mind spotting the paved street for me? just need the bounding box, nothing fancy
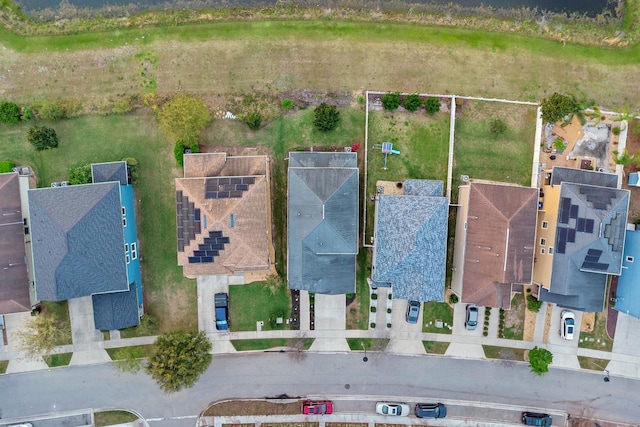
[0,353,637,426]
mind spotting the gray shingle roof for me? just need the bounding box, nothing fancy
[404,179,443,197]
[372,182,448,301]
[91,161,128,185]
[29,182,128,301]
[287,152,358,294]
[551,166,618,188]
[92,285,139,330]
[540,168,629,312]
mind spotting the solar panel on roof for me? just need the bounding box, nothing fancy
[557,240,566,254]
[587,248,602,256]
[194,209,201,221]
[211,231,223,237]
[202,256,213,263]
[237,184,249,191]
[188,257,200,264]
[585,219,595,233]
[585,255,600,263]
[570,205,579,219]
[558,228,568,243]
[582,261,610,271]
[223,184,235,191]
[577,218,586,232]
[218,192,229,198]
[568,229,576,242]
[243,177,255,185]
[219,178,230,185]
[230,178,242,185]
[230,191,243,198]
[205,191,218,199]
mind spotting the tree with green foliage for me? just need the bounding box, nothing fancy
[612,149,637,165]
[403,94,421,112]
[282,98,294,110]
[526,294,543,313]
[158,95,211,143]
[0,101,21,124]
[381,92,401,111]
[313,102,340,132]
[38,101,67,121]
[146,330,212,393]
[16,312,71,360]
[0,160,15,173]
[68,164,92,185]
[528,346,553,376]
[424,97,441,115]
[541,92,575,124]
[28,126,59,151]
[245,112,262,130]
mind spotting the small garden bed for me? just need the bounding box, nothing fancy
[205,400,301,416]
[500,293,525,340]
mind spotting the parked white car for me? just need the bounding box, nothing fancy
[560,310,575,340]
[376,402,410,417]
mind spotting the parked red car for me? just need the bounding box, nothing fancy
[302,400,333,415]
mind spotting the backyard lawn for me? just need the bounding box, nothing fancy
[365,109,450,242]
[452,100,537,202]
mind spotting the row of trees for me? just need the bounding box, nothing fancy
[381,92,441,115]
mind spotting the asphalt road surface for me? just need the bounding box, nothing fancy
[0,353,636,425]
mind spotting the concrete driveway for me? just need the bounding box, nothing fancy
[387,299,426,355]
[197,274,239,353]
[452,303,483,336]
[547,305,582,347]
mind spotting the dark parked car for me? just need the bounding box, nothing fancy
[465,304,479,330]
[522,412,552,427]
[415,403,447,418]
[406,300,421,324]
[214,292,229,331]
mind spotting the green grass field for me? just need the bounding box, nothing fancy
[94,411,138,427]
[229,281,291,331]
[422,341,450,354]
[422,302,454,334]
[43,352,73,367]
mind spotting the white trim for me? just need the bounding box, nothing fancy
[627,255,635,263]
[131,242,138,260]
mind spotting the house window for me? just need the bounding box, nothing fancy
[627,255,635,263]
[541,221,548,229]
[540,248,546,255]
[548,247,554,255]
[126,253,130,264]
[131,242,138,260]
[125,243,129,253]
[122,207,126,216]
[540,238,546,246]
[123,217,127,227]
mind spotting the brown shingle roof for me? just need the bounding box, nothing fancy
[461,182,538,308]
[176,154,270,277]
[0,173,31,314]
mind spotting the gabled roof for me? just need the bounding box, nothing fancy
[372,180,448,301]
[541,169,629,311]
[92,284,139,330]
[176,153,270,276]
[0,172,30,314]
[615,228,640,318]
[29,182,128,301]
[460,182,538,308]
[91,161,128,185]
[287,152,358,294]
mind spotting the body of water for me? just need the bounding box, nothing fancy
[15,0,617,19]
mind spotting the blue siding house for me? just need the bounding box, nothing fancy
[615,227,640,318]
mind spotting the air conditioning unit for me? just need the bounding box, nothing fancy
[461,175,470,183]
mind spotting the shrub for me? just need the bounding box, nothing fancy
[612,126,621,136]
[158,94,211,143]
[485,307,491,314]
[68,164,92,185]
[122,157,139,184]
[424,97,441,115]
[403,94,421,112]
[370,322,376,328]
[351,142,361,152]
[483,331,488,337]
[387,308,392,314]
[245,112,262,130]
[282,98,294,110]
[0,101,21,124]
[174,141,186,166]
[388,294,393,300]
[357,95,365,104]
[381,92,401,110]
[313,102,340,132]
[449,294,459,304]
[0,160,15,173]
[371,293,378,300]
[527,294,543,313]
[22,107,33,121]
[28,126,59,151]
[387,323,392,328]
[38,102,67,121]
[371,307,376,313]
[489,118,507,135]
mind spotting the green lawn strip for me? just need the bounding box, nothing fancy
[503,293,525,340]
[262,423,318,427]
[3,19,640,67]
[422,302,454,334]
[347,249,371,330]
[94,411,138,427]
[578,313,613,352]
[422,340,450,355]
[452,101,536,191]
[365,110,449,242]
[105,345,154,360]
[0,114,197,333]
[42,301,72,345]
[577,356,610,371]
[346,338,389,351]
[0,360,10,374]
[482,345,525,361]
[229,281,291,331]
[43,352,73,367]
[231,338,289,351]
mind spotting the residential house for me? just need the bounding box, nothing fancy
[614,226,640,318]
[452,180,538,308]
[371,179,448,301]
[29,161,143,330]
[534,167,629,312]
[287,152,359,294]
[0,172,31,315]
[175,153,271,277]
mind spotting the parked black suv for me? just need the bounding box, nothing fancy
[415,403,447,418]
[522,412,552,427]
